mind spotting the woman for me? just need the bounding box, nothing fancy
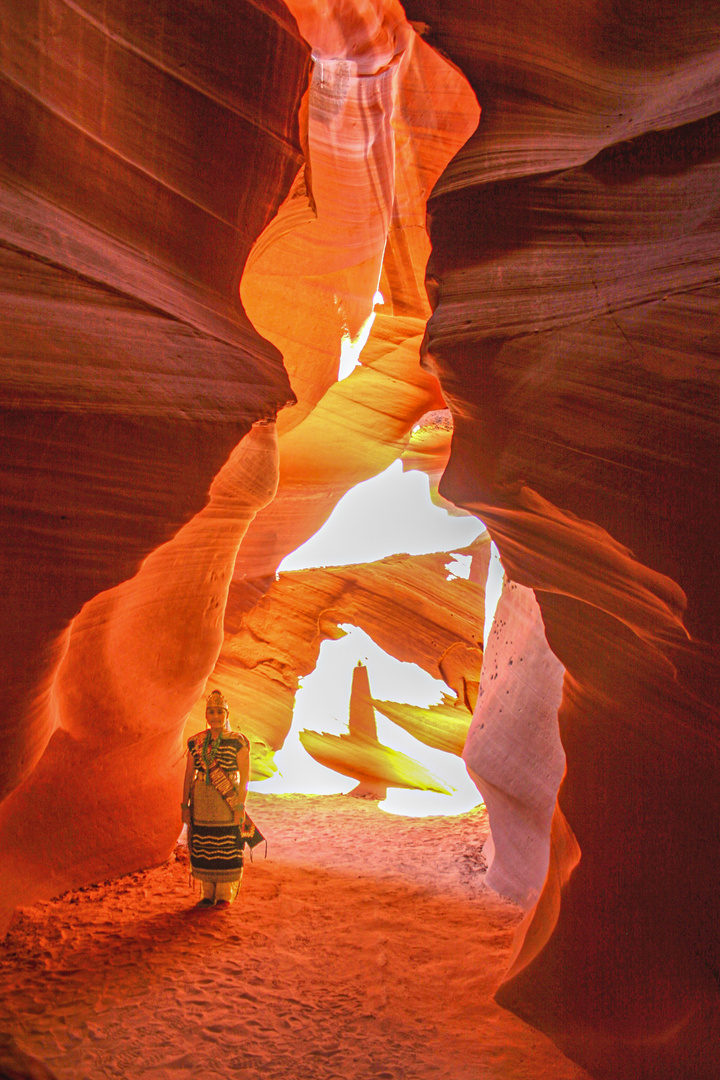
[181,689,250,907]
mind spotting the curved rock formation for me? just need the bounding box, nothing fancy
[0,0,307,811]
[0,422,279,929]
[185,536,489,774]
[1,0,487,941]
[462,578,569,911]
[300,660,452,797]
[403,0,720,1074]
[232,4,479,578]
[2,1,718,1077]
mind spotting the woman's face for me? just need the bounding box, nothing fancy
[206,706,227,732]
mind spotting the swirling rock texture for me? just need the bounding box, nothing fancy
[192,0,484,784]
[402,0,720,1075]
[2,1,719,1078]
[0,421,279,929]
[184,536,490,778]
[0,0,307,920]
[226,0,479,577]
[0,0,482,928]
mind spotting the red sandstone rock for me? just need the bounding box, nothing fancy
[186,536,490,773]
[403,0,720,1073]
[0,0,306,807]
[0,423,279,929]
[3,2,717,1077]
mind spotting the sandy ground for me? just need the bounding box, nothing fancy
[0,794,590,1080]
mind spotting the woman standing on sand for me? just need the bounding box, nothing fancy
[181,689,250,907]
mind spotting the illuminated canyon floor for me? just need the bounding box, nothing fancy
[1,795,590,1080]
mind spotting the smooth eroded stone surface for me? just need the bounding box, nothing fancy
[186,536,489,774]
[0,424,279,932]
[463,579,568,911]
[403,0,720,1074]
[300,659,451,796]
[0,0,307,917]
[234,8,479,582]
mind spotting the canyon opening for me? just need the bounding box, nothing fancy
[1,2,719,1079]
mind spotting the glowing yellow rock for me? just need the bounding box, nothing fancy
[299,730,452,795]
[370,695,472,758]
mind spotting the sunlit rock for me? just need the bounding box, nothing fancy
[300,661,452,797]
[463,579,569,911]
[232,3,479,587]
[371,694,471,757]
[400,409,462,514]
[189,536,490,774]
[437,642,483,713]
[242,0,478,433]
[299,729,451,795]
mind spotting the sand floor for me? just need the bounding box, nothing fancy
[0,794,590,1080]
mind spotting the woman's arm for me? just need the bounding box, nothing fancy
[181,751,195,825]
[232,742,250,824]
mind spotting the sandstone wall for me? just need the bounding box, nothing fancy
[404,0,720,1074]
[2,2,719,1077]
[0,0,307,911]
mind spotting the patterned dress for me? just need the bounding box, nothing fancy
[187,730,249,884]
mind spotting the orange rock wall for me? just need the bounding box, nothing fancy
[2,1,719,1077]
[187,538,489,773]
[404,0,720,1074]
[0,0,307,913]
[0,0,481,932]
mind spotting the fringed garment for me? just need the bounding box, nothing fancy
[187,730,249,884]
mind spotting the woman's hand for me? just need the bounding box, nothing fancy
[232,807,244,826]
[181,804,191,826]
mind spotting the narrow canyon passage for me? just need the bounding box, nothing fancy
[3,0,719,1075]
[1,796,589,1080]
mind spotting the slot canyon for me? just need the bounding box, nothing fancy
[1,2,719,1079]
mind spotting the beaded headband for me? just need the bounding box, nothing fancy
[205,689,229,712]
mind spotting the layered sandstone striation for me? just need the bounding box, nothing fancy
[0,422,279,929]
[185,536,489,777]
[0,0,307,918]
[2,1,717,1078]
[403,0,720,1075]
[0,0,482,935]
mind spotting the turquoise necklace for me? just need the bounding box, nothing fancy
[201,729,223,783]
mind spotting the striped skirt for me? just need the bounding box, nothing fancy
[190,774,243,884]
